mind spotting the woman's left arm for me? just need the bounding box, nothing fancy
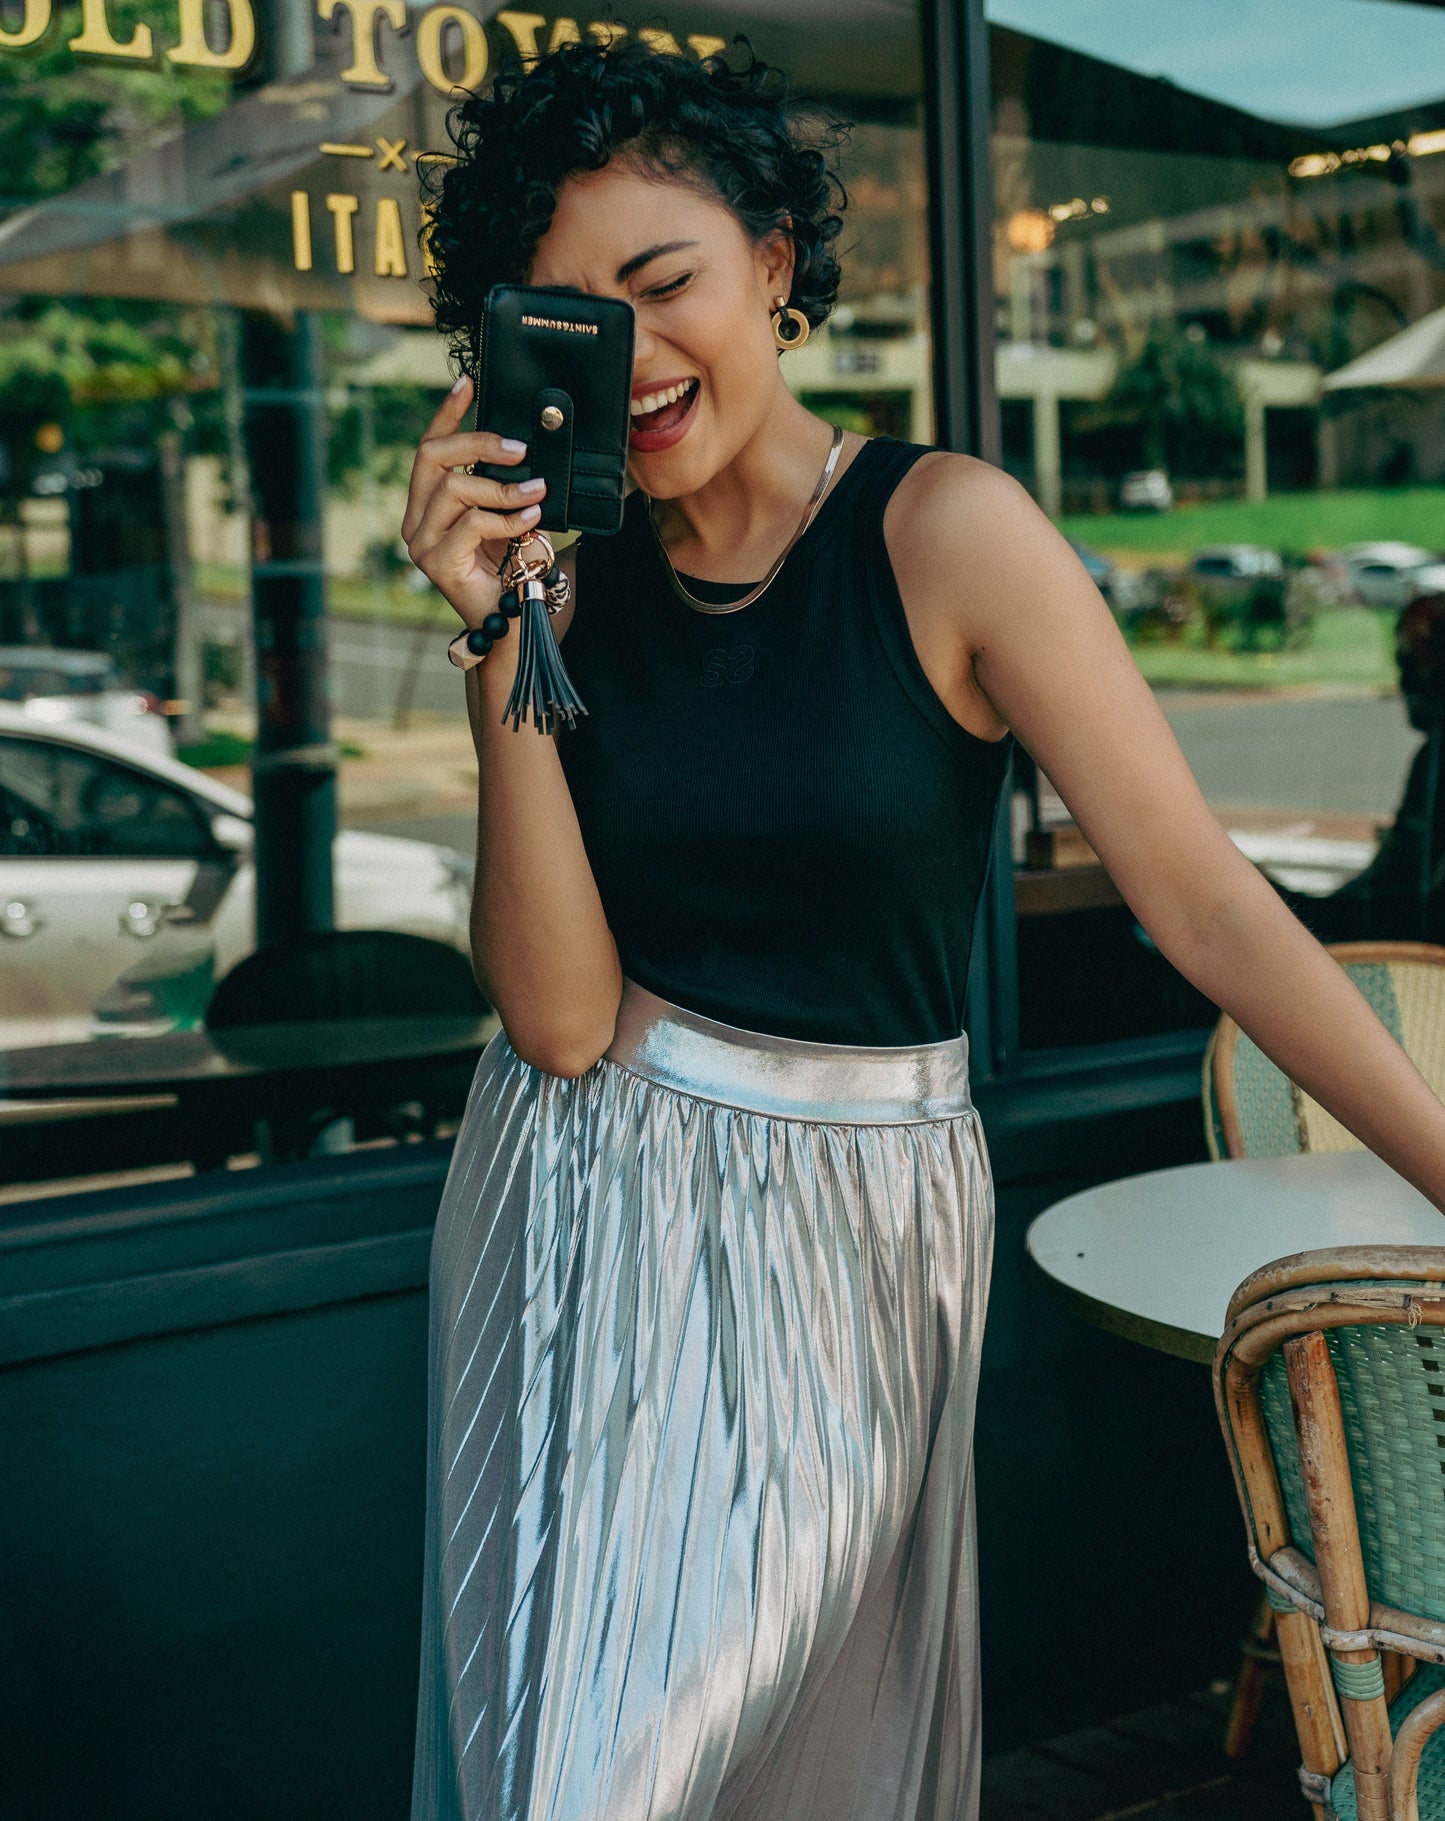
[905,456,1445,1215]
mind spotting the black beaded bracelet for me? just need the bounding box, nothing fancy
[445,533,569,672]
[445,532,585,733]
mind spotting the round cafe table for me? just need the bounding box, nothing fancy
[1026,1149,1444,1364]
[0,1015,498,1102]
[0,1014,499,1174]
[1028,1149,1445,1770]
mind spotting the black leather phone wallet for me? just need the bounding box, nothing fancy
[471,284,636,536]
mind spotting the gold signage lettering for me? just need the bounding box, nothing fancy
[167,0,256,68]
[637,26,681,55]
[317,0,406,90]
[68,0,152,59]
[544,17,580,50]
[495,10,544,57]
[687,33,726,57]
[291,191,313,271]
[374,196,408,276]
[416,4,486,94]
[0,0,50,50]
[587,20,625,47]
[325,192,360,273]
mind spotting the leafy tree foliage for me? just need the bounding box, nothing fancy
[1107,324,1245,479]
[0,0,229,205]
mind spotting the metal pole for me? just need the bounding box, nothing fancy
[157,416,206,748]
[217,308,257,721]
[922,0,1018,1078]
[241,308,336,947]
[921,0,1000,466]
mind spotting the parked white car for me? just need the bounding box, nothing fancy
[1340,542,1441,611]
[1404,561,1445,602]
[1189,543,1285,588]
[1119,468,1174,512]
[0,647,175,758]
[0,708,472,1049]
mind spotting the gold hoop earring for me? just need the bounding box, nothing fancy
[771,303,811,350]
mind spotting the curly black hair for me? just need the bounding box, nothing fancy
[424,34,850,378]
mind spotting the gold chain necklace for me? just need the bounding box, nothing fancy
[643,423,846,617]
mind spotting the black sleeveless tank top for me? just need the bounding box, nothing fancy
[559,435,1014,1047]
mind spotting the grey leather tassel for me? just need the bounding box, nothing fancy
[502,575,587,734]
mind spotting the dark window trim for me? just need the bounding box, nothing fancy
[923,0,1020,1082]
[921,0,998,472]
[975,1025,1212,1184]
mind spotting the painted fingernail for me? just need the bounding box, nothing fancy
[520,503,541,521]
[500,438,526,455]
[450,374,468,394]
[518,477,546,497]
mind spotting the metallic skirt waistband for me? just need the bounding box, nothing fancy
[601,979,974,1125]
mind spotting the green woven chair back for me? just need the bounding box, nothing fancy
[1217,1258,1445,1821]
[1331,1661,1445,1821]
[1204,943,1445,1159]
[1258,1318,1445,1622]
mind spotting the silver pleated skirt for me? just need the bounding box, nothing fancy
[410,980,995,1821]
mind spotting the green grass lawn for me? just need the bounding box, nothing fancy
[175,728,255,769]
[1130,604,1397,691]
[1060,487,1445,561]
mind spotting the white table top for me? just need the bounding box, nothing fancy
[1026,1150,1445,1363]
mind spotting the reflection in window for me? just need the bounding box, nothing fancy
[0,10,936,1060]
[788,121,934,444]
[986,0,1445,1048]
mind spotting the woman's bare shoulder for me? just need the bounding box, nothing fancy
[887,447,1046,546]
[885,448,1093,645]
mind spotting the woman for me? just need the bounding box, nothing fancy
[403,38,1445,1821]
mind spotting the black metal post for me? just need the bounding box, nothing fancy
[241,308,336,947]
[922,0,1019,1077]
[922,0,999,467]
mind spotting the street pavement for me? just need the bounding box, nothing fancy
[1158,688,1417,817]
[210,601,462,722]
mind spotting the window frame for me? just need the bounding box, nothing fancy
[923,0,1018,1083]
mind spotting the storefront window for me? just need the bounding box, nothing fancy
[0,4,931,1077]
[986,0,1445,1050]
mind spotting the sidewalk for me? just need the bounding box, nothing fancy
[200,714,478,827]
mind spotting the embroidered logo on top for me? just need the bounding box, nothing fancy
[701,644,755,688]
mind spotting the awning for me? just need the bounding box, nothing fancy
[1323,306,1445,390]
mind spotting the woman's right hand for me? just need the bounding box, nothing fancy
[401,374,548,628]
[402,379,620,1074]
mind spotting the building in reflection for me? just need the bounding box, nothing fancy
[990,24,1445,516]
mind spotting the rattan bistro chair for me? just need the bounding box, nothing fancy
[1204,942,1445,1759]
[1215,1250,1445,1820]
[1204,943,1445,1162]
